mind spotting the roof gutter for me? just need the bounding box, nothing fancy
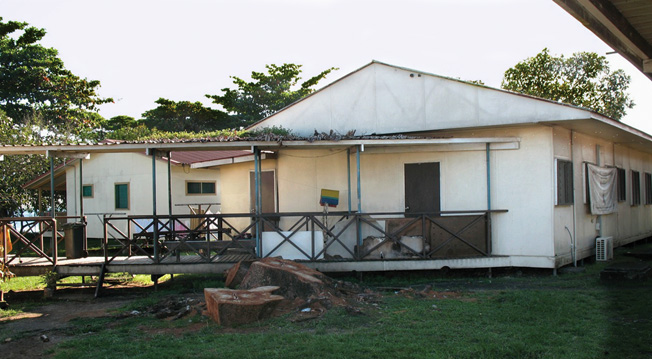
[0,137,521,157]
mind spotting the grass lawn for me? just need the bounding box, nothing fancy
[2,243,651,359]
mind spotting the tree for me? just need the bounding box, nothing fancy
[141,98,234,132]
[0,111,64,217]
[104,115,138,131]
[501,48,634,120]
[207,63,337,127]
[0,17,112,135]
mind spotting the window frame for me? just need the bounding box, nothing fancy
[114,182,130,210]
[616,168,626,202]
[645,172,652,205]
[631,170,641,206]
[82,184,94,198]
[555,158,574,206]
[185,180,217,195]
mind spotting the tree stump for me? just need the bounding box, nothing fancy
[204,286,283,326]
[224,260,254,289]
[238,258,342,304]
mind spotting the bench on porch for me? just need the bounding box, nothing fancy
[161,239,255,261]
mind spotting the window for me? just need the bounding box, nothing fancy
[82,184,94,198]
[186,181,216,195]
[631,170,641,206]
[646,173,652,205]
[115,183,129,209]
[556,159,574,205]
[617,168,626,202]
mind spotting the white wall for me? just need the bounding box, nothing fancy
[65,152,221,239]
[443,126,555,263]
[552,128,652,266]
[220,125,557,266]
[251,62,596,137]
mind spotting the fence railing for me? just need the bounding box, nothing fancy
[1,216,87,266]
[102,210,507,264]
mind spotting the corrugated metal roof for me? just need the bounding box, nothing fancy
[168,150,252,165]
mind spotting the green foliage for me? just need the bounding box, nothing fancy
[41,270,59,289]
[0,17,111,216]
[207,63,337,127]
[502,48,634,120]
[0,17,112,135]
[138,128,246,141]
[107,123,153,141]
[141,98,234,132]
[0,111,65,216]
[105,125,247,142]
[243,125,294,137]
[104,115,138,131]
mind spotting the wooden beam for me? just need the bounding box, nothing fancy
[586,0,652,58]
[553,0,652,81]
[644,59,652,73]
[46,151,90,159]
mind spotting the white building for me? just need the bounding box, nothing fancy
[14,61,652,270]
[212,61,652,268]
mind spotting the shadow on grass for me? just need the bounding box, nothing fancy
[601,241,652,358]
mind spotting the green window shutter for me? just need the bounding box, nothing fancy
[115,184,128,209]
[187,182,201,194]
[202,182,215,194]
[82,185,93,197]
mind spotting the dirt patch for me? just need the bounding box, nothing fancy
[0,270,488,357]
[0,288,138,358]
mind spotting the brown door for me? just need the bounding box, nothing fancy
[250,171,278,232]
[404,162,440,215]
[249,171,276,214]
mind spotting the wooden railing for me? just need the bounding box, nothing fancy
[1,216,87,266]
[103,210,507,264]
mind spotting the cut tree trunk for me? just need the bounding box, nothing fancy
[224,260,254,289]
[204,286,283,326]
[238,258,344,305]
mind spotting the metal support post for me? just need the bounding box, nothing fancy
[254,147,262,257]
[151,149,159,262]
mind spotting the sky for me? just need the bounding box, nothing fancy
[2,0,651,133]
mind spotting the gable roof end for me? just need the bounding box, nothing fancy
[248,61,605,137]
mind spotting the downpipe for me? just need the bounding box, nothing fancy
[565,226,576,267]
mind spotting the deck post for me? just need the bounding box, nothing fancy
[596,144,603,238]
[254,147,262,257]
[486,143,492,255]
[151,149,159,263]
[167,151,172,215]
[347,148,352,214]
[79,158,84,218]
[80,158,88,256]
[356,146,362,257]
[357,145,362,213]
[49,156,55,218]
[486,143,491,211]
[49,156,57,263]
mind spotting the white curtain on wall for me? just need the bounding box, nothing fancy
[587,163,617,215]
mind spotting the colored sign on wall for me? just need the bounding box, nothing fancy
[320,189,339,207]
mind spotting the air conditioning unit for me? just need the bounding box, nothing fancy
[596,236,613,261]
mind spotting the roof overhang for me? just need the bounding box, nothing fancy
[554,0,652,81]
[539,114,652,154]
[23,163,69,190]
[191,152,275,169]
[0,137,521,157]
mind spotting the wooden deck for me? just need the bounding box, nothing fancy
[8,254,513,277]
[8,253,255,276]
